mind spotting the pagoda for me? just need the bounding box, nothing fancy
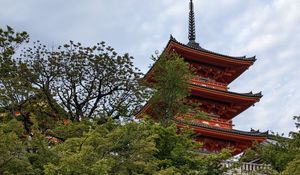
[137,0,267,155]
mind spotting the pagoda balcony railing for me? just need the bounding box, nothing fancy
[222,161,271,175]
[183,112,220,119]
[191,77,228,91]
[176,114,233,129]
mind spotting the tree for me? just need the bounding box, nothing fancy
[1,26,147,125]
[43,120,230,175]
[0,119,33,175]
[0,26,29,60]
[26,130,59,174]
[279,116,300,175]
[149,121,230,175]
[149,52,193,126]
[0,26,32,119]
[43,120,159,175]
[22,41,148,121]
[20,40,67,122]
[0,118,230,175]
[280,158,300,175]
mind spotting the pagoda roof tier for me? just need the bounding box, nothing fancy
[170,35,256,62]
[189,84,262,120]
[144,36,256,84]
[190,84,262,99]
[175,119,267,142]
[135,84,262,120]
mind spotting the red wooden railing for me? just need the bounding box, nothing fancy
[191,77,228,91]
[176,113,233,129]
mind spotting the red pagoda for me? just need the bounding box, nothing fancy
[137,0,267,155]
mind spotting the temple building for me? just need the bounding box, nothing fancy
[137,0,268,155]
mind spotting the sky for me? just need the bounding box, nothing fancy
[1,0,299,135]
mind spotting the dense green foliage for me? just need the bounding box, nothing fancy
[0,118,230,175]
[0,119,33,174]
[150,52,193,127]
[280,158,300,175]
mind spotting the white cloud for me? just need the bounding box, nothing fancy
[223,0,300,134]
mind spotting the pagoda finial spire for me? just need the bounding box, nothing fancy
[188,0,196,41]
[187,0,200,48]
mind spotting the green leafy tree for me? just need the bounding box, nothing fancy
[150,52,193,126]
[0,26,29,60]
[43,120,230,175]
[0,119,230,175]
[0,26,32,119]
[22,41,148,121]
[279,116,300,175]
[44,120,158,175]
[0,119,33,175]
[1,26,148,130]
[20,41,68,122]
[149,121,230,174]
[280,158,300,175]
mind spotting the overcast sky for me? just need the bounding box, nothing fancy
[1,0,299,135]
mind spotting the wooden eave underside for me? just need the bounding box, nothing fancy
[144,39,256,84]
[189,84,261,103]
[166,40,255,66]
[189,85,261,119]
[136,84,261,120]
[176,122,267,143]
[136,86,261,120]
[166,41,254,84]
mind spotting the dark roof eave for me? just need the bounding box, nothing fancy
[169,35,256,62]
[190,84,263,98]
[175,119,268,137]
[144,35,256,80]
